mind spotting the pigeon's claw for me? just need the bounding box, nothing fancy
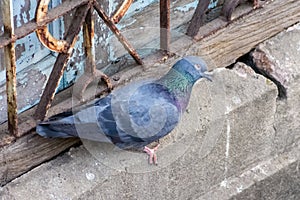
[143,144,160,165]
[253,0,260,9]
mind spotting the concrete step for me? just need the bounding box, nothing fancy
[0,64,279,199]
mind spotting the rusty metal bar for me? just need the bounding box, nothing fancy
[160,0,170,52]
[34,4,91,120]
[221,0,240,21]
[93,1,143,65]
[186,0,210,37]
[0,0,89,49]
[84,8,96,74]
[73,7,113,100]
[36,0,70,53]
[111,0,133,24]
[221,0,261,21]
[0,0,18,136]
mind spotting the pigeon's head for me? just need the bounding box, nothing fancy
[172,56,212,83]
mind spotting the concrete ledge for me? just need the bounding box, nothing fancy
[232,154,300,199]
[199,141,300,200]
[0,65,278,199]
[251,23,300,155]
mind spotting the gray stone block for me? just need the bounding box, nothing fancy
[199,141,300,200]
[251,23,300,155]
[0,64,278,199]
[232,160,300,200]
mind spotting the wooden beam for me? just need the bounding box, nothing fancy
[0,134,80,186]
[1,0,300,186]
[189,0,300,69]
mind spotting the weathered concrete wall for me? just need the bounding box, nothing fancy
[231,23,300,199]
[0,62,279,199]
[251,23,300,156]
[199,140,300,199]
[231,153,300,200]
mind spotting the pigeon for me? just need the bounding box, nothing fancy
[36,56,212,164]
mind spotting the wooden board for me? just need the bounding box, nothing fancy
[1,0,300,186]
[0,135,80,186]
[188,0,300,69]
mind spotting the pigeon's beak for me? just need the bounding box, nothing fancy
[201,72,212,82]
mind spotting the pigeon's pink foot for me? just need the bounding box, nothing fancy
[253,0,260,9]
[143,144,160,165]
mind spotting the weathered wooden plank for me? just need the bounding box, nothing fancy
[188,0,300,69]
[0,134,80,186]
[1,0,300,187]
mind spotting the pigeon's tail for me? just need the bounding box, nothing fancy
[36,111,78,138]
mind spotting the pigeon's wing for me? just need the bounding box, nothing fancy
[71,97,113,142]
[38,81,181,149]
[107,82,181,148]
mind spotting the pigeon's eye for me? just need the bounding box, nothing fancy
[194,64,201,70]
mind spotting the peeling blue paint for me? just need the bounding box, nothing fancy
[116,18,137,30]
[209,0,219,9]
[175,0,218,12]
[108,0,118,15]
[175,1,198,12]
[126,0,158,17]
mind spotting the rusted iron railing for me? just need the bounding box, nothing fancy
[0,0,18,136]
[186,0,211,37]
[0,0,171,138]
[160,0,170,52]
[73,7,113,100]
